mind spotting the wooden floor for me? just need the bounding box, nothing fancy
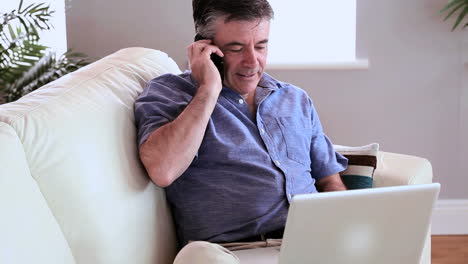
[432,235,468,264]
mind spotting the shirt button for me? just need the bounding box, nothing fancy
[260,128,265,134]
[275,160,281,166]
[287,194,292,200]
[238,99,244,104]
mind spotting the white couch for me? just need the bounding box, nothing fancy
[0,47,433,264]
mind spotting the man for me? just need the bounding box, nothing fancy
[134,0,348,262]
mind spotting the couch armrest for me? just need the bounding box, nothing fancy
[373,151,433,264]
[373,151,433,187]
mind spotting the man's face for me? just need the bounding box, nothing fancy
[212,19,270,97]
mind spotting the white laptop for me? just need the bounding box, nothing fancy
[234,183,440,264]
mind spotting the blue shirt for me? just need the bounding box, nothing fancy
[134,71,348,246]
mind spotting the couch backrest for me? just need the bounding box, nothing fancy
[0,48,182,264]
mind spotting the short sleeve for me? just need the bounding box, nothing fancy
[134,73,195,146]
[308,99,348,180]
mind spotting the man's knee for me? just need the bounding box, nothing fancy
[173,241,240,264]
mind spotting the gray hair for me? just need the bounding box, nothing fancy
[193,0,274,39]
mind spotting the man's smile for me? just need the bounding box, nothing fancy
[235,71,259,80]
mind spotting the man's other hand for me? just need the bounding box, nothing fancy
[316,173,347,192]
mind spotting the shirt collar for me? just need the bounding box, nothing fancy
[258,72,280,90]
[220,72,279,91]
[187,69,279,90]
[220,72,280,100]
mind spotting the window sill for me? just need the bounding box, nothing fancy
[266,59,370,71]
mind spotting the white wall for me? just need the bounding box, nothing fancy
[65,0,194,67]
[66,0,467,199]
[461,30,468,199]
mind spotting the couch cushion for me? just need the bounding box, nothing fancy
[0,123,75,263]
[0,47,181,264]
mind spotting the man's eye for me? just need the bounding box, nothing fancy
[256,46,266,50]
[229,49,242,52]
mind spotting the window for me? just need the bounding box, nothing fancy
[2,0,67,55]
[267,0,359,68]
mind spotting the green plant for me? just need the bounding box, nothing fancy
[0,0,90,103]
[440,0,468,31]
[4,50,89,102]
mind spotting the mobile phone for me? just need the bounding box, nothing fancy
[194,34,224,80]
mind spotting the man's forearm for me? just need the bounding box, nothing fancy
[316,173,347,192]
[139,87,219,187]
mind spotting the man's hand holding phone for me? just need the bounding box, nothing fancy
[188,38,224,96]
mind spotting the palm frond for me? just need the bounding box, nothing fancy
[440,0,468,31]
[0,0,53,61]
[452,5,468,30]
[4,50,91,102]
[0,29,47,91]
[1,0,92,103]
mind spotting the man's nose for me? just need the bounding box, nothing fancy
[242,47,258,67]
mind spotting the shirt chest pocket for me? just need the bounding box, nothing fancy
[276,116,312,165]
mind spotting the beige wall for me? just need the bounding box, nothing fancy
[66,0,467,198]
[461,31,468,198]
